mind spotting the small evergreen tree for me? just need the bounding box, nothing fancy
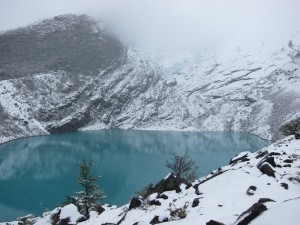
[67,160,104,217]
[279,117,300,137]
[165,152,199,182]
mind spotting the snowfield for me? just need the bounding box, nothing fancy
[2,135,299,225]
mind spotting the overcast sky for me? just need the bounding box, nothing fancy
[0,0,299,49]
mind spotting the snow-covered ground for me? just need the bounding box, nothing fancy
[2,135,299,225]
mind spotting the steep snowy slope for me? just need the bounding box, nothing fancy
[0,14,300,143]
[2,135,299,225]
[140,39,300,140]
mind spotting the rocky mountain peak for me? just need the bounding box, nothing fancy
[0,14,125,81]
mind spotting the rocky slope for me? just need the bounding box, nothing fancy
[0,14,300,143]
[2,135,299,225]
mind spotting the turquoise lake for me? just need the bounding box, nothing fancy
[0,130,270,222]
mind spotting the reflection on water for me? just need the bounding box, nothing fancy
[0,130,270,222]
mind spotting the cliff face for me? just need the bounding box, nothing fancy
[0,14,300,143]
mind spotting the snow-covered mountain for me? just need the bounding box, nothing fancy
[0,14,300,143]
[2,135,299,225]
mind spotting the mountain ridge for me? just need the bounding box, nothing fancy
[0,14,300,143]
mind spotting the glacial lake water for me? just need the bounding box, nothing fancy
[0,129,270,222]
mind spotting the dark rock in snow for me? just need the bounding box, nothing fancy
[259,163,276,178]
[268,152,281,156]
[257,156,276,168]
[234,203,267,225]
[246,186,257,195]
[283,159,293,163]
[281,182,289,190]
[206,220,225,225]
[149,200,161,206]
[152,173,191,194]
[150,215,168,224]
[230,153,250,164]
[117,214,126,225]
[295,133,300,139]
[185,183,193,189]
[283,164,291,167]
[258,198,276,203]
[51,209,73,225]
[95,204,105,215]
[193,183,203,195]
[255,151,268,159]
[158,194,168,200]
[129,197,142,210]
[192,198,200,207]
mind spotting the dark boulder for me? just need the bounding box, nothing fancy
[255,151,268,159]
[192,198,200,207]
[295,133,300,139]
[283,159,293,163]
[257,156,276,168]
[206,220,225,225]
[95,204,105,215]
[259,163,276,178]
[283,164,291,167]
[158,194,168,200]
[234,203,267,225]
[185,183,193,189]
[268,152,281,156]
[51,210,73,225]
[258,198,275,203]
[246,186,257,195]
[152,173,191,194]
[230,153,249,164]
[150,216,168,224]
[129,197,142,210]
[281,182,289,190]
[149,200,161,206]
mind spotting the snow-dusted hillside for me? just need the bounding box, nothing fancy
[2,135,299,225]
[0,14,300,143]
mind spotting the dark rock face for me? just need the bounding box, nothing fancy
[152,173,191,194]
[235,203,267,225]
[46,109,91,134]
[295,133,300,139]
[206,220,225,225]
[128,197,142,210]
[259,163,276,178]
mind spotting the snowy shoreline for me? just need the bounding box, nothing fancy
[2,135,299,225]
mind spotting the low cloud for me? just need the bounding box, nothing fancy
[1,0,299,49]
